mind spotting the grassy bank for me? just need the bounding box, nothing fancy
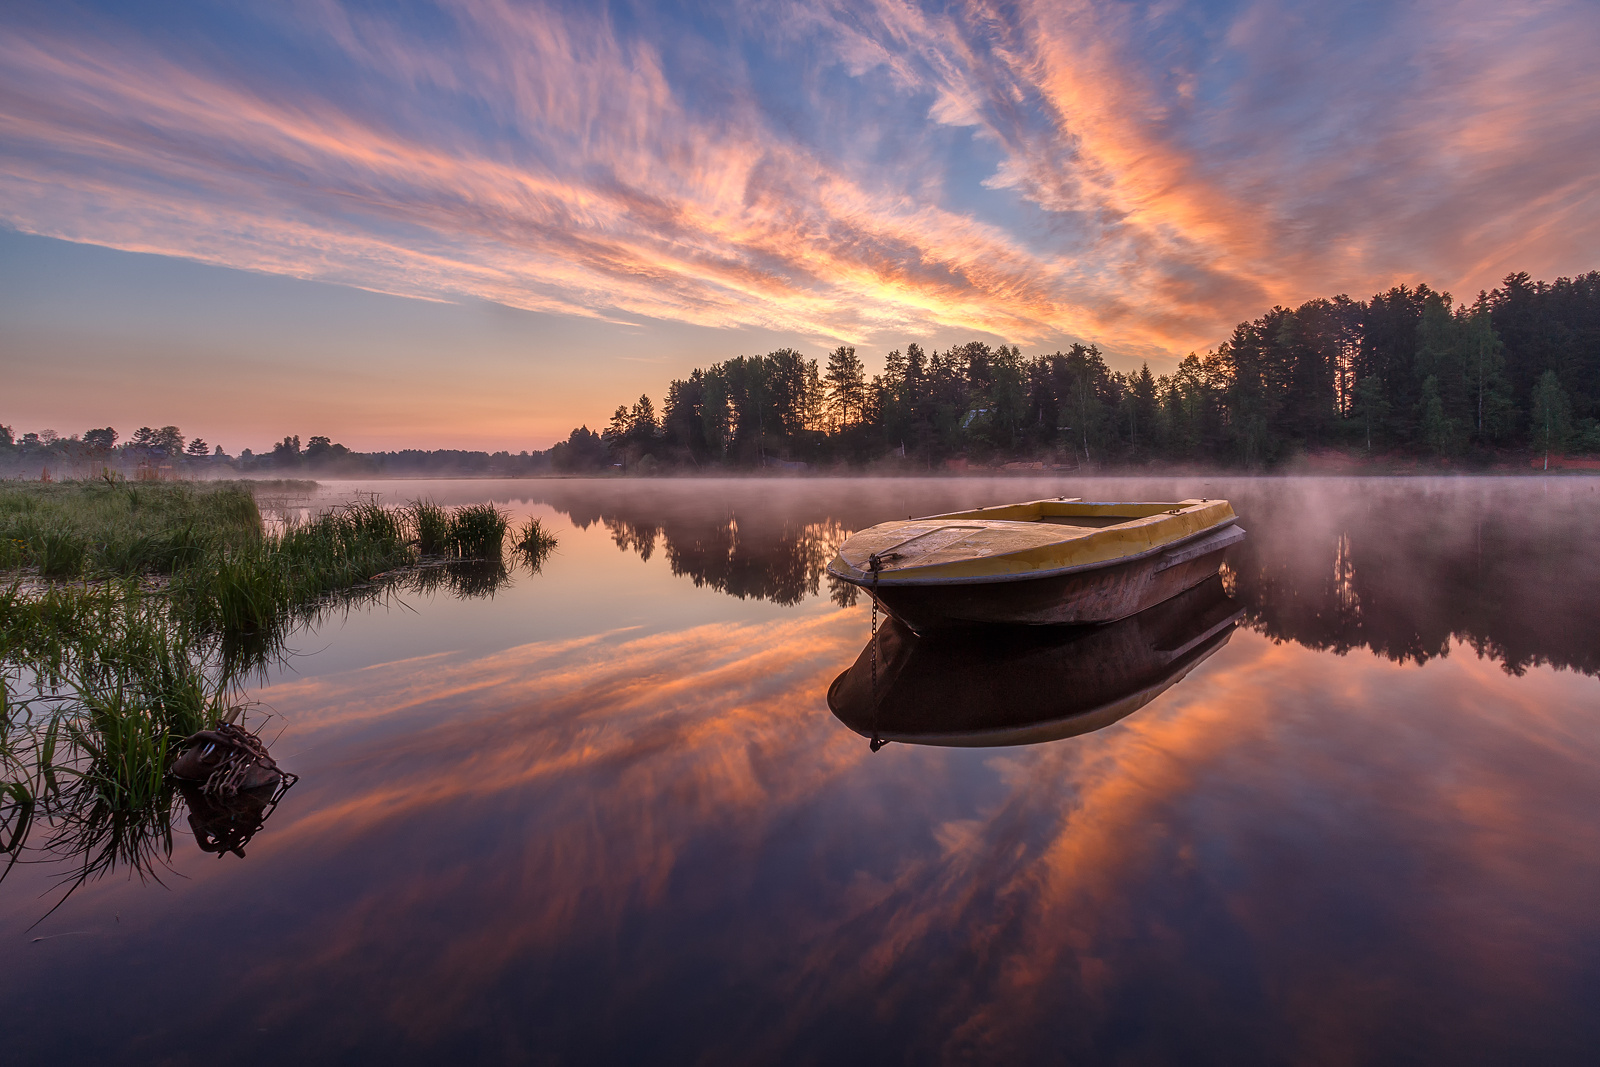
[0,481,548,628]
[0,481,555,895]
[0,480,263,577]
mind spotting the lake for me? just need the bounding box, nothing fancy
[5,476,1599,1065]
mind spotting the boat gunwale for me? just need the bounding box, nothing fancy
[826,512,1238,588]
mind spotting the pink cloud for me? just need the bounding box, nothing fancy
[1,0,1596,364]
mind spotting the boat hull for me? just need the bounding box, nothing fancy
[854,523,1244,631]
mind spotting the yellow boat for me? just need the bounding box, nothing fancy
[826,496,1243,631]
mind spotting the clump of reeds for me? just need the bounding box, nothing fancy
[173,499,412,636]
[28,525,88,578]
[1,482,563,899]
[513,517,557,568]
[445,503,509,560]
[409,499,450,556]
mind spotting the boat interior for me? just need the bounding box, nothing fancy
[921,498,1208,529]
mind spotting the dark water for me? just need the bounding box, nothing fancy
[5,476,1600,1065]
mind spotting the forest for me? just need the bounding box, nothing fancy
[556,269,1600,471]
[0,428,548,479]
[5,269,1597,477]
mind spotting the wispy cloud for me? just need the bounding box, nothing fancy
[1,0,1596,361]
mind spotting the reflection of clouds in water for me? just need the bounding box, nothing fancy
[242,612,868,1040]
[227,616,1600,1060]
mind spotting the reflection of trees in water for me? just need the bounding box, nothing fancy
[1221,481,1600,676]
[532,478,1600,677]
[599,513,850,606]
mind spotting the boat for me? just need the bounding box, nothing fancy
[828,575,1243,748]
[825,496,1243,631]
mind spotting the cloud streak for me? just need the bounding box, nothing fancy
[1,0,1596,361]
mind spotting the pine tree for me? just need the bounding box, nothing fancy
[823,346,866,430]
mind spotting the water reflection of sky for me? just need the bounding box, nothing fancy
[5,478,1599,1063]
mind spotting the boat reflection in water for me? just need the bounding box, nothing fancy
[828,575,1242,749]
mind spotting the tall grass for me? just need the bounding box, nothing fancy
[446,503,510,559]
[1,481,559,891]
[409,499,450,555]
[0,481,261,579]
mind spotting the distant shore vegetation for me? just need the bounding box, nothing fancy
[5,270,1597,477]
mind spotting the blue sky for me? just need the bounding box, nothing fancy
[3,0,1597,449]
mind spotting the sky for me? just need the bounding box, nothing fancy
[2,0,1598,452]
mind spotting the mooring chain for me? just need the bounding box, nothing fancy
[867,553,888,753]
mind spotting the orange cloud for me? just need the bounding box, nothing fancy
[1,0,1596,369]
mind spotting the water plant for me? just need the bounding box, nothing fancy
[409,499,450,555]
[446,503,509,560]
[0,480,558,901]
[514,517,557,568]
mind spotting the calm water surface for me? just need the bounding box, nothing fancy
[5,477,1600,1065]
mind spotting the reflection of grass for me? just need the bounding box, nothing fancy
[36,777,182,915]
[0,481,557,902]
[442,560,511,599]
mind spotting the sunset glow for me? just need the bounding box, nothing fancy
[3,0,1599,445]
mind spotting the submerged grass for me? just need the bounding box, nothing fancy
[0,480,556,898]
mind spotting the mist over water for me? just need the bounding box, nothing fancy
[5,476,1598,1064]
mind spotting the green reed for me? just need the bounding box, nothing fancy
[514,517,557,568]
[0,480,262,580]
[1,481,557,882]
[446,503,510,559]
[409,499,450,555]
[172,499,412,637]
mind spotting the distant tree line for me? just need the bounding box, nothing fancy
[0,425,551,479]
[6,269,1596,478]
[552,270,1600,471]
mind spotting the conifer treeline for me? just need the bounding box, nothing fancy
[553,271,1600,470]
